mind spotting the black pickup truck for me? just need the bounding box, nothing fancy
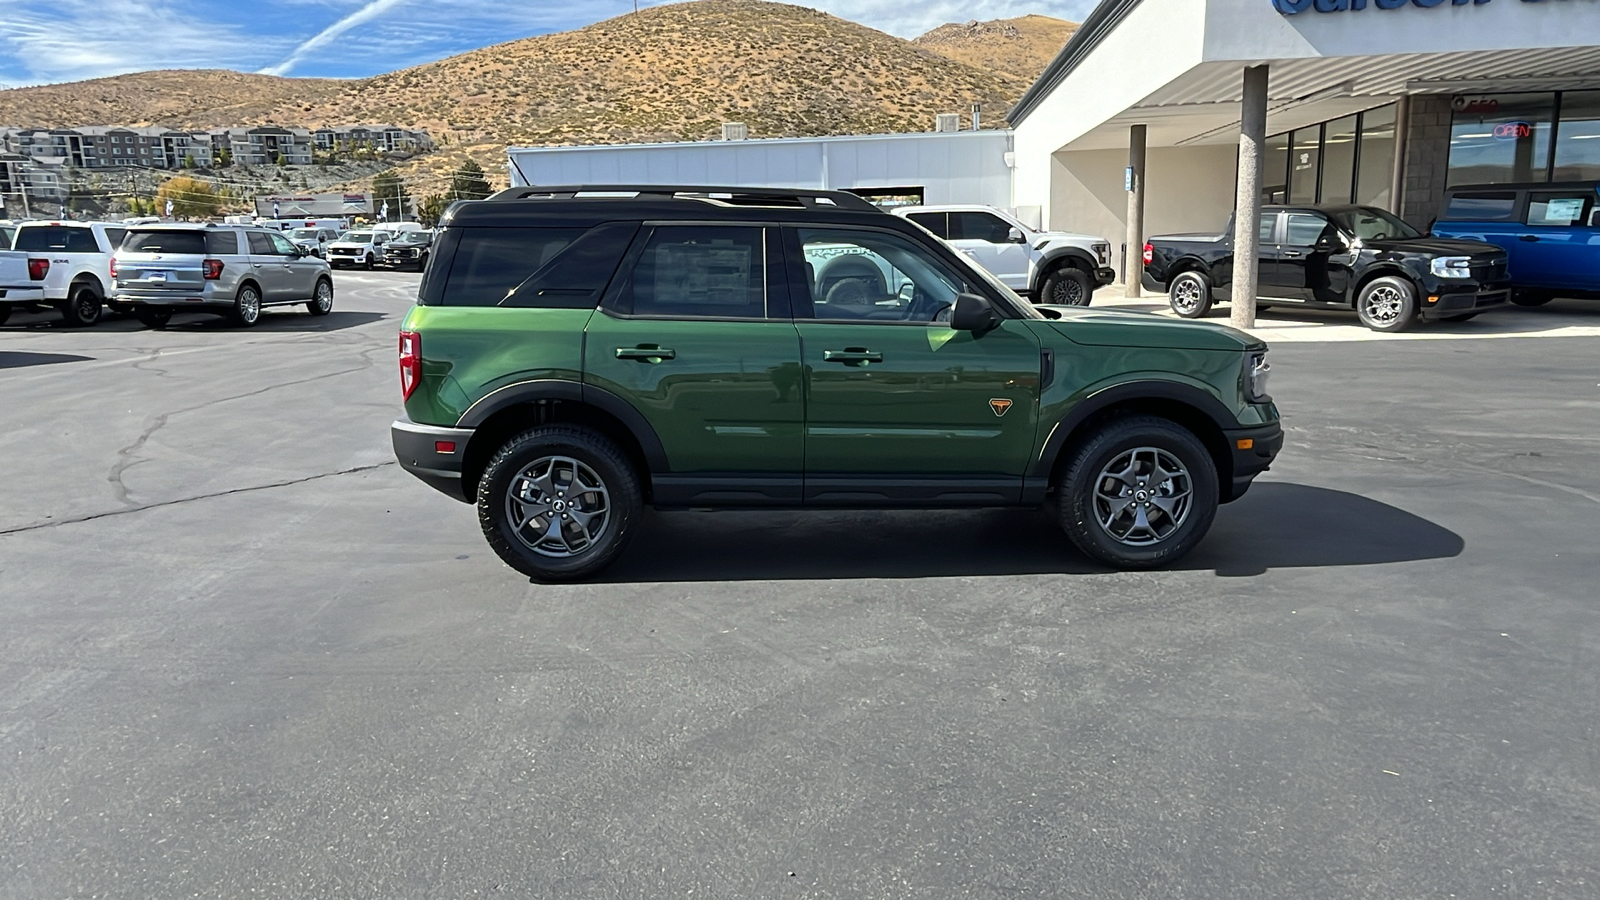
[1142,205,1511,332]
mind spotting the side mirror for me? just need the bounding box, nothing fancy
[950,292,1000,333]
[1007,227,1027,244]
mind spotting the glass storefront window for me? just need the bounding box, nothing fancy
[1355,106,1396,209]
[1263,132,1290,204]
[1321,115,1359,205]
[1553,90,1600,182]
[1289,126,1321,204]
[1447,92,1556,185]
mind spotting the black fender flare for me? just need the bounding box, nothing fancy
[1032,248,1098,292]
[456,378,670,472]
[1029,380,1241,479]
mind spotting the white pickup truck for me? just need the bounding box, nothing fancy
[892,205,1115,306]
[0,250,49,326]
[10,221,127,326]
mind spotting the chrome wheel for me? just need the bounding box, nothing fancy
[1092,446,1194,547]
[1171,277,1203,314]
[504,456,611,558]
[1362,285,1405,326]
[310,280,333,314]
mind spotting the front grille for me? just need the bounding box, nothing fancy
[1472,258,1510,282]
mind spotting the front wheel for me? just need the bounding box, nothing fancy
[478,425,643,582]
[1167,271,1213,318]
[1057,415,1219,569]
[363,254,373,271]
[307,278,333,316]
[1039,265,1094,306]
[231,283,262,327]
[61,283,103,327]
[1356,276,1418,333]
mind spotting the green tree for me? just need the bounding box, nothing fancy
[372,170,410,222]
[214,148,233,168]
[417,193,449,227]
[274,152,287,166]
[450,160,492,200]
[181,155,195,170]
[156,176,221,218]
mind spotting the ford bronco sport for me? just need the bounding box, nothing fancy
[391,186,1282,581]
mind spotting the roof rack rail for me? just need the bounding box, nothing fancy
[486,184,882,213]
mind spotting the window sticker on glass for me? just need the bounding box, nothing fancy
[1541,198,1586,226]
[654,242,753,307]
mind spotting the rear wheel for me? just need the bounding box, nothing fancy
[307,278,333,316]
[1356,276,1418,333]
[231,283,262,327]
[1167,271,1212,318]
[1057,415,1219,569]
[61,282,103,327]
[478,425,643,582]
[1039,265,1094,306]
[136,309,173,329]
[1511,290,1553,307]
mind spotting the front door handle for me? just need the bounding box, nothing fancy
[823,348,883,364]
[615,346,675,362]
[1519,234,1541,242]
[1281,250,1303,258]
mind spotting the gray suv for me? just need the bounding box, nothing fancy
[113,224,334,328]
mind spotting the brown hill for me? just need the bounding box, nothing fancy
[0,69,344,129]
[914,15,1078,92]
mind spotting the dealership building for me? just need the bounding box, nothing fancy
[1010,0,1600,280]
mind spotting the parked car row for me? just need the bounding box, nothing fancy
[325,226,434,271]
[0,219,334,328]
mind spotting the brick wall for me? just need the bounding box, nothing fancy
[1398,95,1454,228]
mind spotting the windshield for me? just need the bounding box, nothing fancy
[341,232,373,242]
[1331,207,1422,241]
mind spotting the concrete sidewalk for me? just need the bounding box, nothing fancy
[1089,285,1600,343]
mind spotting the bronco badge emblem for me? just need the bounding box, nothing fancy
[989,398,1013,417]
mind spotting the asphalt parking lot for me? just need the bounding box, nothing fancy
[3,273,1598,898]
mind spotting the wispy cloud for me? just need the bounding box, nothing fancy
[259,0,411,76]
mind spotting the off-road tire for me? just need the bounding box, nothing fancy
[478,425,643,582]
[1057,415,1219,569]
[231,283,262,328]
[135,309,173,329]
[307,278,333,316]
[1040,265,1094,306]
[1356,276,1418,333]
[1168,271,1213,318]
[61,282,103,327]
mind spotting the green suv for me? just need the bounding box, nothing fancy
[391,186,1282,580]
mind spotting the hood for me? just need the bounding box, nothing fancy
[1035,305,1261,352]
[1363,236,1504,258]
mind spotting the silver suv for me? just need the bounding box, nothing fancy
[113,224,334,328]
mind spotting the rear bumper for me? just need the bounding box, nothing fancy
[0,286,46,304]
[114,290,229,308]
[392,419,473,503]
[1222,421,1283,503]
[1141,270,1168,293]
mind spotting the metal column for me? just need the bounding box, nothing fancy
[1125,124,1147,298]
[1231,65,1269,331]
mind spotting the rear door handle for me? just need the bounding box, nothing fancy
[823,349,883,364]
[1519,234,1541,242]
[615,346,675,361]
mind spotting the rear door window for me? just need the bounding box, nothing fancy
[207,231,241,255]
[1443,192,1519,221]
[15,226,99,253]
[122,231,209,255]
[1258,212,1280,244]
[1525,192,1595,227]
[615,226,766,319]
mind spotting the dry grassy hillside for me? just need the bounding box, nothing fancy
[914,15,1078,93]
[0,69,344,129]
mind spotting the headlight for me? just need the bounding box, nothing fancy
[1245,351,1271,403]
[1430,256,1473,279]
[1093,242,1110,265]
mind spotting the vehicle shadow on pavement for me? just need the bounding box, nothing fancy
[0,351,95,370]
[595,482,1463,582]
[0,310,385,333]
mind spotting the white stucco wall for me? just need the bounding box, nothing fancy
[1050,144,1239,275]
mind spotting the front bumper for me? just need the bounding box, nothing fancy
[1221,421,1283,503]
[392,419,473,503]
[1094,266,1116,286]
[1420,282,1511,319]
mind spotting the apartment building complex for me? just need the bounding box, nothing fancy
[0,124,432,171]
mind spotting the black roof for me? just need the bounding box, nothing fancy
[445,184,892,228]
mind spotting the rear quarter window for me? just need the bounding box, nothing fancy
[439,224,637,308]
[1442,192,1519,221]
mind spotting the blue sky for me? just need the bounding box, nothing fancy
[0,0,1099,88]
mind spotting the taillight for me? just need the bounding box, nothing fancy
[399,331,422,400]
[27,258,49,280]
[109,257,119,278]
[202,259,224,280]
[1142,243,1154,265]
